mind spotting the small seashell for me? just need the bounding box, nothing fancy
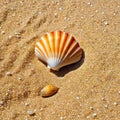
[104,104,108,108]
[113,102,118,106]
[6,71,12,76]
[41,85,59,97]
[8,35,12,40]
[0,101,4,105]
[35,31,83,70]
[27,110,36,116]
[18,77,22,80]
[90,106,94,110]
[86,116,90,119]
[1,31,5,35]
[103,20,109,26]
[24,102,29,106]
[92,113,97,118]
[16,35,21,38]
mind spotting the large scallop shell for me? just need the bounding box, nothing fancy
[35,31,83,70]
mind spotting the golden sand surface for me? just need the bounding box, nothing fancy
[0,0,120,120]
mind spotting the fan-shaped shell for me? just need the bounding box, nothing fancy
[35,31,83,70]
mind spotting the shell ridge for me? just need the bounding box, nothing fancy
[47,33,52,56]
[35,49,46,62]
[44,34,52,57]
[47,33,52,57]
[57,31,62,59]
[59,32,69,60]
[52,32,55,58]
[61,35,75,61]
[60,34,69,59]
[68,42,80,57]
[39,38,49,58]
[42,37,50,58]
[55,31,59,58]
[47,33,54,57]
[70,47,81,57]
[36,42,48,59]
[62,40,77,61]
[58,32,66,59]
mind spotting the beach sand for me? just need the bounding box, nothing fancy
[0,0,120,120]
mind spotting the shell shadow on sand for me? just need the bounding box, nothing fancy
[50,50,85,77]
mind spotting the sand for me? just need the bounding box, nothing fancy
[0,0,120,120]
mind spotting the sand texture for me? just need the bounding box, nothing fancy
[0,0,120,120]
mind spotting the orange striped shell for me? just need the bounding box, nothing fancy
[35,31,83,70]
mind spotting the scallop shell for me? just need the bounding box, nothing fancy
[41,85,59,97]
[35,31,83,70]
